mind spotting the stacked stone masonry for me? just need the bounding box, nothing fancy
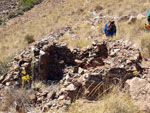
[0,38,150,112]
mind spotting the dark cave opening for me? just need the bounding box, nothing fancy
[33,44,75,81]
[33,42,109,82]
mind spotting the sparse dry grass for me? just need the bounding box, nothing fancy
[0,0,150,112]
[31,80,46,89]
[24,34,35,44]
[0,88,43,113]
[0,0,150,62]
[0,0,150,74]
[0,56,13,76]
[141,33,150,52]
[0,89,31,113]
[68,86,145,113]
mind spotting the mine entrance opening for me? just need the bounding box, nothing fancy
[34,43,109,82]
[34,45,75,82]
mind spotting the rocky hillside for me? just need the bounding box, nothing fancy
[0,0,150,62]
[0,0,18,17]
[0,0,43,19]
[1,0,150,112]
[0,37,150,112]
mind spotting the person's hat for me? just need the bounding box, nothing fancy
[110,20,115,25]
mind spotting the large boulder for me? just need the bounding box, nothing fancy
[137,13,145,20]
[127,16,137,24]
[126,77,150,111]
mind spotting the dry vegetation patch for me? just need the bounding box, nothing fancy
[0,89,32,113]
[1,0,150,112]
[68,87,145,113]
[0,0,149,74]
[0,0,150,62]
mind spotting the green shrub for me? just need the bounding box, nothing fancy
[8,12,16,19]
[21,5,32,11]
[6,0,43,19]
[0,18,4,25]
[17,10,24,15]
[34,0,42,4]
[19,0,42,12]
[24,34,35,44]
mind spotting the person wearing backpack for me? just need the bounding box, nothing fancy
[104,20,116,37]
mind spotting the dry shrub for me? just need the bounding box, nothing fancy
[141,33,150,53]
[67,38,92,50]
[24,34,35,44]
[59,33,93,50]
[0,89,32,113]
[68,86,145,113]
[31,81,46,89]
[0,57,12,76]
[8,12,16,19]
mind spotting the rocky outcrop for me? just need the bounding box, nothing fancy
[0,37,149,112]
[126,77,150,112]
[0,0,18,17]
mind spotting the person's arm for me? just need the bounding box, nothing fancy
[148,10,150,17]
[104,23,108,33]
[113,26,117,35]
[147,10,150,21]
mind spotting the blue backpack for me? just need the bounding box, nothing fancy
[147,10,150,22]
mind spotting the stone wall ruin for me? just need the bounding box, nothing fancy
[0,38,143,90]
[0,38,148,111]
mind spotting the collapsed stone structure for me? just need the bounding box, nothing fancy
[0,37,150,112]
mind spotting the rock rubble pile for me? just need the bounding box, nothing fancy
[0,0,18,17]
[0,38,150,112]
